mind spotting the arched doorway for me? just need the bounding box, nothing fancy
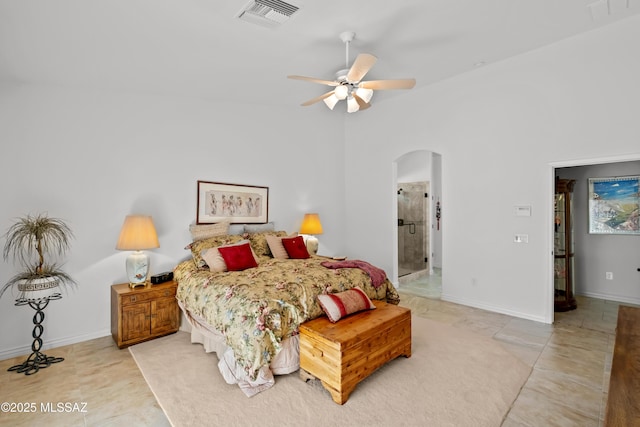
[394,149,442,298]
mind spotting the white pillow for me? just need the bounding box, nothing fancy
[244,222,275,233]
[189,221,230,241]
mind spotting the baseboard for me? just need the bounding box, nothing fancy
[0,328,111,361]
[441,293,550,324]
[578,291,640,306]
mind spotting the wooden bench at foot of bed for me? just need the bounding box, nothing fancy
[299,301,411,405]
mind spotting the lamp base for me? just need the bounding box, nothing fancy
[305,236,319,255]
[125,251,150,288]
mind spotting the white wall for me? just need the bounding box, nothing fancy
[558,161,640,304]
[0,84,345,358]
[397,151,430,182]
[344,15,640,323]
[3,14,640,359]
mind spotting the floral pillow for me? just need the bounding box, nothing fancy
[246,230,288,257]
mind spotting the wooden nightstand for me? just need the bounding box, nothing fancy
[110,280,179,349]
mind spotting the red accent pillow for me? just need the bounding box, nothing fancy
[281,235,310,259]
[217,242,258,271]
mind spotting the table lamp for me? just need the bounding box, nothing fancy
[116,215,160,288]
[299,213,323,255]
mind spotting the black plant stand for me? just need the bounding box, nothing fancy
[8,293,64,375]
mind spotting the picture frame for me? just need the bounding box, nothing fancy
[588,175,640,235]
[197,181,268,224]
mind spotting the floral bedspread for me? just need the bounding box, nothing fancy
[174,255,400,381]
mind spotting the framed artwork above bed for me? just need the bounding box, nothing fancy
[197,180,268,224]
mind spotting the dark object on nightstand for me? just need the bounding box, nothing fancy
[150,271,173,284]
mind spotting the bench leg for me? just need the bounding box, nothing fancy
[402,343,412,358]
[301,368,354,405]
[321,380,355,405]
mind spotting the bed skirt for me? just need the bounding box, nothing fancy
[178,301,300,397]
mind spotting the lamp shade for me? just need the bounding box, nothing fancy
[323,94,340,110]
[347,95,359,113]
[355,87,374,103]
[334,85,348,100]
[299,213,323,235]
[116,215,160,251]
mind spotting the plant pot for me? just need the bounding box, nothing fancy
[17,277,60,301]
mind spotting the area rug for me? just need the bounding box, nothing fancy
[129,316,530,427]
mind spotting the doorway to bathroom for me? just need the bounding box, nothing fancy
[394,150,442,299]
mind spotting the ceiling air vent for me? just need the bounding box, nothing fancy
[237,0,299,28]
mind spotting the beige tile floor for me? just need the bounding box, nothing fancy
[399,267,443,299]
[0,282,630,427]
[398,273,627,427]
[0,335,169,427]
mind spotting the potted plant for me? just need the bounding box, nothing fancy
[2,213,76,301]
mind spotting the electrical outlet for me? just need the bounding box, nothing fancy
[514,234,529,243]
[606,272,613,280]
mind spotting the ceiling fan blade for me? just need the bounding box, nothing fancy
[347,53,377,83]
[288,75,339,87]
[353,93,371,110]
[301,91,335,106]
[359,78,416,90]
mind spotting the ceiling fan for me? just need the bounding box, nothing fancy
[288,31,416,113]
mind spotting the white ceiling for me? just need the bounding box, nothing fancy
[1,0,639,111]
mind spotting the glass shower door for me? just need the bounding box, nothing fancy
[397,182,428,277]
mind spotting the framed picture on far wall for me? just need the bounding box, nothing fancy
[197,181,268,224]
[588,175,640,235]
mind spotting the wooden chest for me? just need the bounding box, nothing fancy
[299,301,411,404]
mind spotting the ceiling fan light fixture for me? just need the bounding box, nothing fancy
[323,94,340,110]
[355,87,373,103]
[288,31,415,113]
[334,85,349,100]
[347,95,359,113]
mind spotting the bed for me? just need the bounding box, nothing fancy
[174,226,400,396]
